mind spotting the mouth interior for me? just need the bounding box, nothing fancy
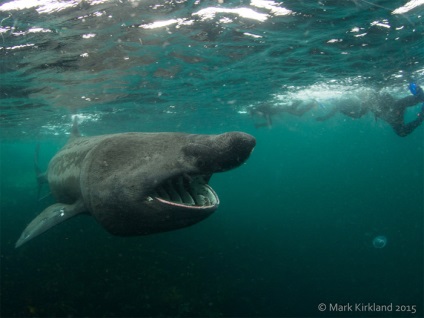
[152,175,219,208]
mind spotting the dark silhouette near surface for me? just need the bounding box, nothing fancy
[316,84,424,137]
[316,95,369,121]
[250,100,317,128]
[371,89,424,137]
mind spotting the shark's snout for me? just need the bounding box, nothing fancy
[183,131,256,173]
[217,131,256,171]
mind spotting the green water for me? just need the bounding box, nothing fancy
[1,119,423,317]
[1,0,423,316]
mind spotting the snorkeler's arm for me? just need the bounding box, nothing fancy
[392,114,424,137]
[394,95,424,109]
[266,114,273,126]
[254,114,273,129]
[285,101,315,116]
[316,107,338,121]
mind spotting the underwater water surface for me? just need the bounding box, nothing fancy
[1,0,423,317]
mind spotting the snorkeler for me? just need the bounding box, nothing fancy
[250,99,316,128]
[369,83,424,137]
[316,95,369,121]
[316,83,424,137]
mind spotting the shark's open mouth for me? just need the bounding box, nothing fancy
[151,175,219,208]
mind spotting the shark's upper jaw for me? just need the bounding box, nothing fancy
[148,174,219,209]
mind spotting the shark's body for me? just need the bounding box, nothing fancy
[16,131,256,248]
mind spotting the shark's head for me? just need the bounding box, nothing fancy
[80,132,255,236]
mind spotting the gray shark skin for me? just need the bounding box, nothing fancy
[16,131,256,248]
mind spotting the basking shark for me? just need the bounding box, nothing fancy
[15,126,255,248]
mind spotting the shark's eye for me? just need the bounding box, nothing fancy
[197,159,206,168]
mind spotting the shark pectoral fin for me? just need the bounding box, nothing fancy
[15,200,85,248]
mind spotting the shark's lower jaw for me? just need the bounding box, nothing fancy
[151,175,219,209]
